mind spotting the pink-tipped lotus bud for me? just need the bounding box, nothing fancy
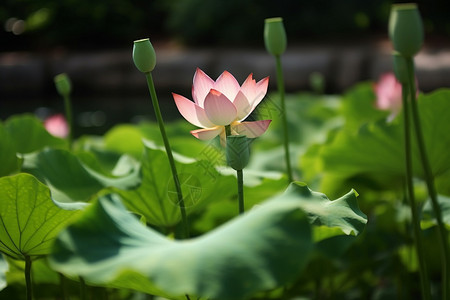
[133,38,156,73]
[264,17,287,56]
[389,3,423,57]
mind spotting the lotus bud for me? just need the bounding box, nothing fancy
[133,38,156,73]
[388,3,423,57]
[392,52,409,84]
[226,135,250,171]
[54,73,71,97]
[264,17,287,56]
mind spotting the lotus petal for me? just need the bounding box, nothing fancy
[204,90,237,126]
[173,93,214,128]
[233,120,272,138]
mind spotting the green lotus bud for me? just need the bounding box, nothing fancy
[226,135,250,171]
[264,17,287,56]
[54,73,72,97]
[133,38,156,73]
[392,52,409,84]
[388,3,424,57]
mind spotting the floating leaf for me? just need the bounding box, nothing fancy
[0,173,80,260]
[49,183,366,299]
[50,186,313,300]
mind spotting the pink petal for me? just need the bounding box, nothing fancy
[44,114,69,138]
[204,89,237,125]
[374,73,402,112]
[232,120,271,138]
[239,75,269,115]
[191,126,223,140]
[192,68,215,107]
[233,91,253,121]
[213,71,241,102]
[173,93,214,128]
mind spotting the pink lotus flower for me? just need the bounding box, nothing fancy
[44,114,69,138]
[374,72,403,118]
[374,72,419,121]
[173,68,271,143]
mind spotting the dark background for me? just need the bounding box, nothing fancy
[1,0,448,52]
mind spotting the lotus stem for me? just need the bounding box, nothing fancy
[25,256,33,300]
[145,72,189,239]
[237,169,244,214]
[406,57,449,300]
[79,276,87,300]
[59,273,68,300]
[275,55,293,182]
[63,94,73,147]
[401,80,431,300]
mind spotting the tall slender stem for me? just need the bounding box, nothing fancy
[145,72,189,239]
[237,169,244,214]
[25,256,33,300]
[63,94,73,146]
[406,58,449,300]
[401,82,431,300]
[59,273,68,300]
[79,276,87,300]
[274,55,293,182]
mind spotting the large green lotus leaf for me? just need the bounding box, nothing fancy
[0,255,8,291]
[279,183,366,240]
[339,82,388,129]
[194,178,365,242]
[319,89,450,189]
[4,114,67,154]
[0,123,20,177]
[22,149,141,204]
[321,119,404,179]
[0,173,81,260]
[103,124,145,158]
[113,140,235,227]
[49,185,314,300]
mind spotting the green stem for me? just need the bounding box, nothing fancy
[225,125,231,137]
[63,94,73,147]
[25,256,33,300]
[406,57,449,300]
[145,72,189,239]
[237,169,244,214]
[59,273,68,300]
[401,82,431,300]
[79,276,87,300]
[274,55,293,182]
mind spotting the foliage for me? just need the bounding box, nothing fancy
[0,80,449,299]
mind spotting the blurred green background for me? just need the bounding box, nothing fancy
[1,0,449,51]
